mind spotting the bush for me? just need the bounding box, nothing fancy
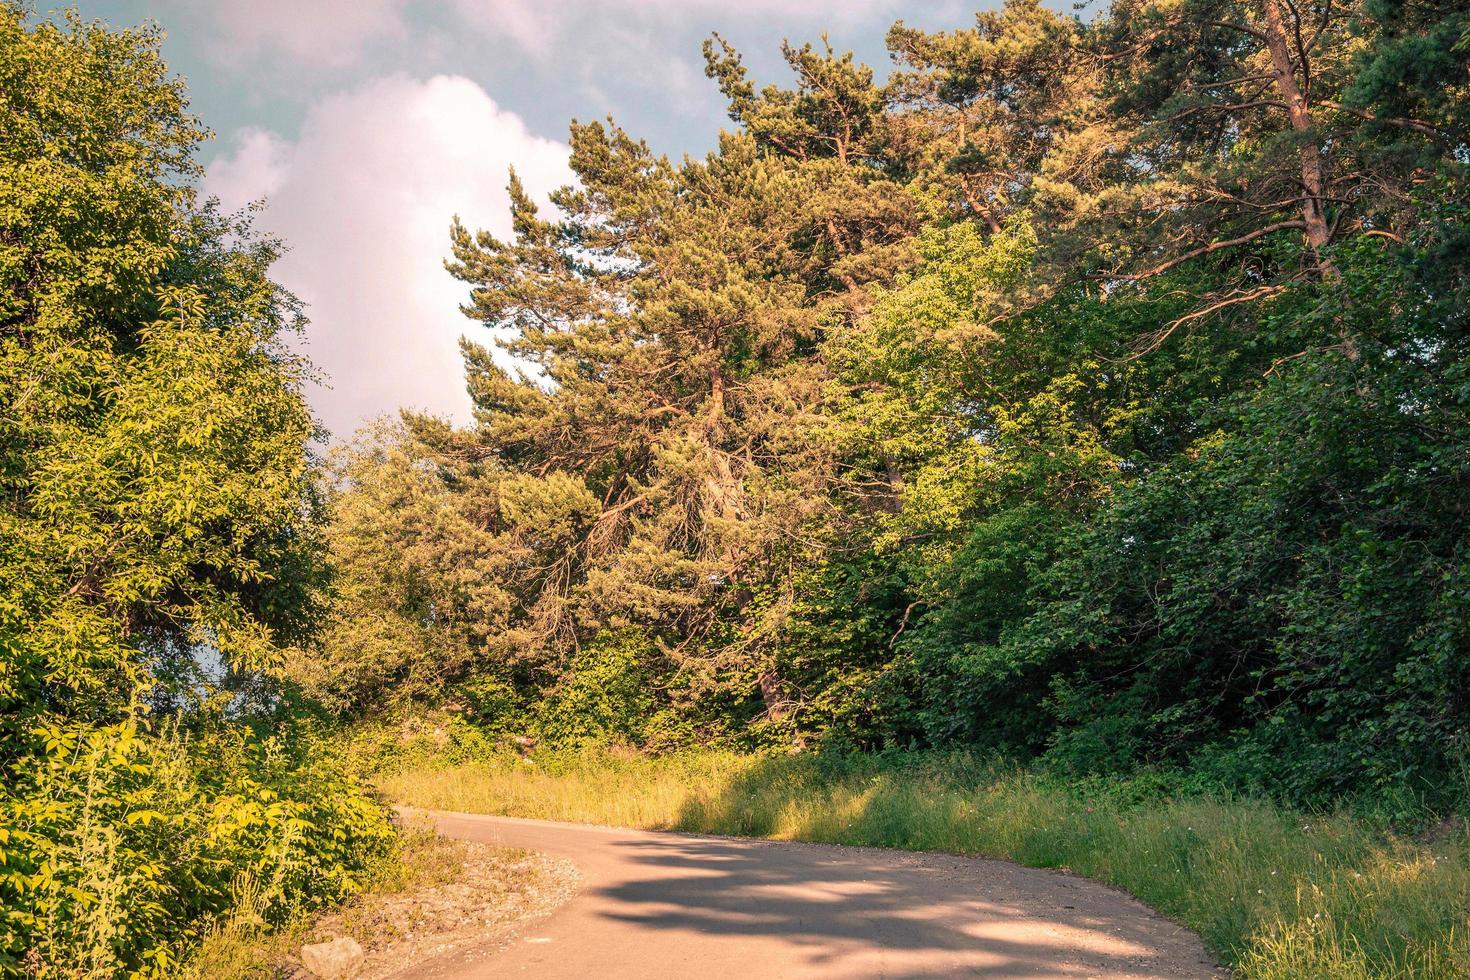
[0,719,393,976]
[532,630,658,748]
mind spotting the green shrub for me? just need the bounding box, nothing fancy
[0,719,393,976]
[532,630,657,748]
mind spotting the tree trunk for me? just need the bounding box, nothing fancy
[1260,0,1357,360]
[758,669,787,720]
[960,180,1004,235]
[1260,0,1333,259]
[702,367,744,555]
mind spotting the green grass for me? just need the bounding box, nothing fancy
[379,748,1470,979]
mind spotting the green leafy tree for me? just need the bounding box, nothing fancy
[297,420,600,715]
[0,4,323,738]
[0,8,385,974]
[1012,202,1470,806]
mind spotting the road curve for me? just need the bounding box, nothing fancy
[399,810,1225,979]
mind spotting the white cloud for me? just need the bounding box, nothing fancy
[447,0,906,52]
[206,75,571,440]
[200,0,408,69]
[186,0,906,69]
[447,0,559,56]
[205,128,292,207]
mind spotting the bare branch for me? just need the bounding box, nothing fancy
[1185,73,1276,92]
[889,601,926,648]
[1166,98,1287,123]
[1265,345,1331,375]
[1280,0,1314,96]
[1118,220,1306,281]
[1123,285,1287,361]
[1210,20,1271,43]
[1319,100,1444,139]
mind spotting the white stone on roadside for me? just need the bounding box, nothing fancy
[301,936,366,978]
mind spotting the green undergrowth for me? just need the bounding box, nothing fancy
[2,722,395,976]
[376,740,1470,979]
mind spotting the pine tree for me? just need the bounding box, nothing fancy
[442,45,919,709]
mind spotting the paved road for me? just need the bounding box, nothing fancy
[402,811,1225,979]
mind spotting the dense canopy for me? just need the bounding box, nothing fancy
[312,0,1470,807]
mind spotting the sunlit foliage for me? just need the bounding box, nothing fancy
[0,7,390,973]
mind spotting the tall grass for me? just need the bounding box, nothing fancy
[380,748,1470,979]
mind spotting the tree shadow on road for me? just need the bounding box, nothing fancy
[578,758,1223,978]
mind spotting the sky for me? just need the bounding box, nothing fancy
[72,0,982,441]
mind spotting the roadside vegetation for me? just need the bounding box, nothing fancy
[183,819,578,979]
[179,824,456,980]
